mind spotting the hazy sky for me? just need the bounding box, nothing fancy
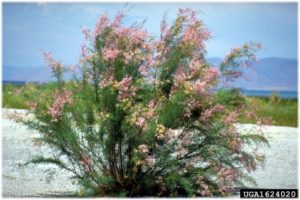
[3,2,298,67]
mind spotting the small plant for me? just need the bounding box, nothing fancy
[14,8,269,197]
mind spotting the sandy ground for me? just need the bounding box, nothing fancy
[237,124,298,189]
[2,109,77,197]
[2,109,298,197]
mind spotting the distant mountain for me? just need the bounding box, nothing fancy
[3,66,72,83]
[3,57,298,92]
[208,57,298,92]
[3,66,53,82]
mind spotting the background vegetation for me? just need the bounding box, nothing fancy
[3,83,297,127]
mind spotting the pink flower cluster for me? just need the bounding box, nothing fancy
[145,156,156,166]
[14,88,22,95]
[173,67,188,86]
[192,67,219,94]
[138,144,149,154]
[218,167,238,182]
[81,27,91,40]
[79,154,92,173]
[111,10,125,29]
[200,104,224,122]
[123,52,133,64]
[189,59,202,77]
[100,75,114,88]
[224,110,239,125]
[43,51,62,72]
[193,80,207,93]
[181,134,191,147]
[199,184,212,196]
[218,185,232,196]
[178,9,211,50]
[177,147,188,157]
[93,10,150,66]
[148,99,156,110]
[130,28,148,44]
[135,117,146,128]
[7,111,23,122]
[102,48,120,62]
[222,42,262,82]
[229,139,241,151]
[179,8,197,23]
[48,89,72,121]
[69,64,77,73]
[203,67,220,83]
[183,98,200,118]
[118,76,137,100]
[26,101,37,111]
[95,14,109,37]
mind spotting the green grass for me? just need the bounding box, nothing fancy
[2,84,28,109]
[244,96,298,127]
[2,83,298,127]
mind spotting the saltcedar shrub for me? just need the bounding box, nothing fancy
[17,8,269,197]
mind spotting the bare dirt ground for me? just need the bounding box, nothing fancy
[2,109,298,197]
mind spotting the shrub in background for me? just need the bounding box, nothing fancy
[15,8,269,197]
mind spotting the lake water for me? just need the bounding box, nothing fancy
[240,89,298,99]
[3,81,298,99]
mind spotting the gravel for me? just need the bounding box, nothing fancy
[2,109,77,197]
[2,109,298,197]
[237,124,298,189]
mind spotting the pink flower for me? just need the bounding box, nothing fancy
[69,65,77,73]
[135,117,146,128]
[183,26,197,43]
[177,147,188,157]
[160,19,168,33]
[116,27,131,37]
[224,111,239,125]
[200,184,212,196]
[138,66,147,76]
[218,167,237,182]
[203,67,219,83]
[14,88,22,95]
[138,144,149,154]
[182,134,191,146]
[42,51,62,72]
[48,89,72,121]
[145,156,156,166]
[95,14,109,37]
[200,104,224,121]
[193,80,207,93]
[131,29,148,44]
[118,76,137,100]
[101,75,114,88]
[183,98,200,118]
[27,101,37,111]
[111,10,124,28]
[120,76,132,89]
[189,59,202,77]
[200,109,214,121]
[219,185,232,196]
[174,67,187,85]
[148,99,156,109]
[102,48,119,61]
[7,111,23,122]
[81,27,91,40]
[123,52,133,64]
[79,154,92,173]
[229,140,241,151]
[80,44,88,57]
